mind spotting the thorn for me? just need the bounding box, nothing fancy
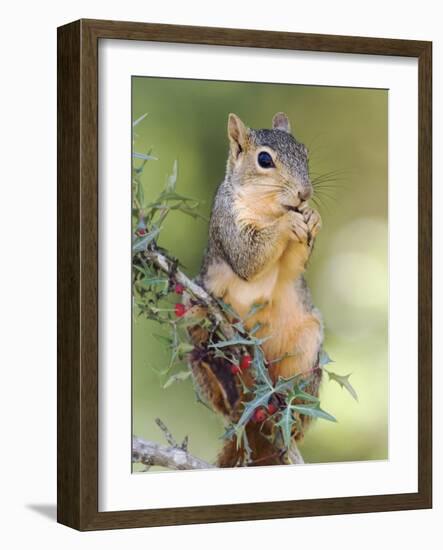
[155,417,177,447]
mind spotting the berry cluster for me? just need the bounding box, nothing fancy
[173,282,187,317]
[174,303,187,318]
[252,400,279,423]
[230,354,252,375]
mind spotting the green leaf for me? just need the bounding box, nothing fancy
[319,349,334,367]
[176,342,195,355]
[252,347,273,387]
[163,370,192,389]
[276,404,296,449]
[139,277,168,288]
[225,389,270,438]
[154,191,198,203]
[241,428,253,460]
[327,371,359,402]
[291,403,337,423]
[245,301,268,319]
[235,424,246,451]
[221,424,237,441]
[216,299,240,318]
[236,380,278,427]
[132,112,148,127]
[208,336,265,349]
[132,264,149,276]
[165,160,178,192]
[136,180,145,208]
[290,385,320,403]
[249,322,262,335]
[133,152,157,161]
[132,227,161,253]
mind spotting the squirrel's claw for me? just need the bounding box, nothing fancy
[287,207,321,245]
[304,208,322,240]
[288,211,309,243]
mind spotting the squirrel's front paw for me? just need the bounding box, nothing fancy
[288,211,309,243]
[302,207,322,241]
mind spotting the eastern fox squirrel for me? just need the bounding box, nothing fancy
[188,112,323,467]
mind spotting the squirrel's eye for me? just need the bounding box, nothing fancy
[257,151,275,169]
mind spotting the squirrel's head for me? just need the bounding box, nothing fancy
[226,113,312,217]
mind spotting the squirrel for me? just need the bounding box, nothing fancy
[187,112,323,467]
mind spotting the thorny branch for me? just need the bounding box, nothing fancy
[133,418,213,470]
[132,420,304,470]
[132,436,214,471]
[135,246,308,468]
[143,248,236,341]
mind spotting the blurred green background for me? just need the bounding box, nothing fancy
[132,76,388,468]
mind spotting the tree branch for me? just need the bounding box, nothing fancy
[143,248,236,340]
[132,435,214,470]
[288,443,305,465]
[132,435,304,469]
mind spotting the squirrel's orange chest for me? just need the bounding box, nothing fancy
[205,242,320,379]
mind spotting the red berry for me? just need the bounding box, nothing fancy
[230,365,241,375]
[252,408,267,423]
[240,355,252,370]
[174,303,187,317]
[267,402,278,415]
[137,228,147,236]
[174,283,185,295]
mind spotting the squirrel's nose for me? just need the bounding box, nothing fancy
[298,187,312,201]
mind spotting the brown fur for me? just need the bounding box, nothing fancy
[189,113,323,466]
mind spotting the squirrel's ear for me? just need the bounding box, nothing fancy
[228,113,248,158]
[272,112,291,133]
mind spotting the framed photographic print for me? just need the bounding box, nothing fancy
[57,19,432,530]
